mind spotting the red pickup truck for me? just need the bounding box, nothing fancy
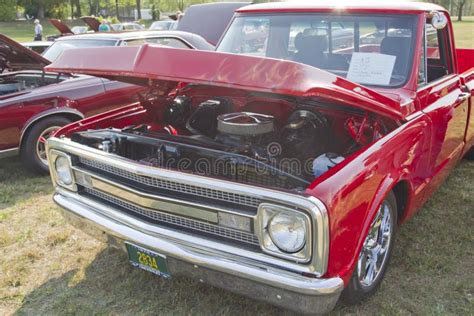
[45,2,473,314]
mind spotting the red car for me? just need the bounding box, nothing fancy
[0,2,248,173]
[0,35,145,173]
[0,31,215,173]
[45,2,473,314]
[46,18,92,41]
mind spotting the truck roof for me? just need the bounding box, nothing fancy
[237,1,447,14]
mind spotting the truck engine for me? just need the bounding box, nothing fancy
[70,92,388,191]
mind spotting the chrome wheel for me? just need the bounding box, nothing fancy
[357,201,393,288]
[36,126,60,166]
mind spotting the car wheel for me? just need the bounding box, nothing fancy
[21,116,72,174]
[341,191,397,305]
[464,147,474,160]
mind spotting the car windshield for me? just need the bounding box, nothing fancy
[43,39,117,61]
[150,21,173,30]
[217,14,418,87]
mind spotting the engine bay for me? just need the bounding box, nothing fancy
[71,87,392,191]
[0,73,65,96]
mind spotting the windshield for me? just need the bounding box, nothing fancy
[217,14,418,87]
[43,39,117,61]
[150,21,173,30]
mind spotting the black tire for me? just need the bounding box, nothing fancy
[341,191,398,305]
[464,147,474,160]
[20,116,72,174]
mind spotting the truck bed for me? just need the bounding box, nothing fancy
[456,48,474,74]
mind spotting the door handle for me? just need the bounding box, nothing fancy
[457,92,470,103]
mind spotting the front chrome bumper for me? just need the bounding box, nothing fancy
[54,189,344,314]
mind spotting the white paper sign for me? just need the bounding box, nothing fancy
[347,53,396,86]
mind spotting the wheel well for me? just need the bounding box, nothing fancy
[19,112,83,151]
[392,181,409,224]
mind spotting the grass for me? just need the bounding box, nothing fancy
[0,156,473,315]
[452,17,474,48]
[0,20,85,43]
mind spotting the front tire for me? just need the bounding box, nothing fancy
[341,191,398,305]
[21,116,72,174]
[464,147,474,160]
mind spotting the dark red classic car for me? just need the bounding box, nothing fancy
[0,34,143,173]
[0,31,214,173]
[45,1,473,314]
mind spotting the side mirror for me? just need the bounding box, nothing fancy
[430,11,448,30]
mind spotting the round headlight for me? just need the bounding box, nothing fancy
[55,156,72,185]
[268,212,306,253]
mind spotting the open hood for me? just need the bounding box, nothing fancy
[0,34,50,72]
[49,19,73,35]
[81,16,101,32]
[45,44,403,120]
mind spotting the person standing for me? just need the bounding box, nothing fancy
[98,20,111,32]
[34,19,43,41]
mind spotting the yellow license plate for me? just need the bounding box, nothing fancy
[125,242,170,278]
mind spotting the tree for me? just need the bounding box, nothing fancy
[456,0,467,21]
[136,0,141,19]
[18,0,65,19]
[69,0,81,18]
[0,0,16,21]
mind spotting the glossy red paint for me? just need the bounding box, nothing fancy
[45,45,404,120]
[49,19,74,35]
[51,3,474,291]
[81,16,101,32]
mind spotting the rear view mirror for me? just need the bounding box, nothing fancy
[430,11,448,30]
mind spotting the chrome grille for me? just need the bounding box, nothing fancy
[84,187,260,246]
[78,157,261,209]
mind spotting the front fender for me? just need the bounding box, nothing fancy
[20,104,84,147]
[307,112,432,284]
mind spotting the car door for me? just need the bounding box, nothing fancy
[459,71,474,155]
[0,99,24,152]
[417,18,469,192]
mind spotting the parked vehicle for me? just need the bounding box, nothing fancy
[0,29,214,173]
[176,2,250,45]
[45,2,473,314]
[42,30,214,62]
[111,22,145,32]
[81,16,101,32]
[46,19,92,41]
[149,20,177,31]
[21,41,53,54]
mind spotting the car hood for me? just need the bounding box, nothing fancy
[0,34,51,72]
[49,18,73,35]
[45,44,403,120]
[81,16,101,32]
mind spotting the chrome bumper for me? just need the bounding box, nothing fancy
[54,190,344,314]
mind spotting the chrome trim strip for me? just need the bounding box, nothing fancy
[80,169,220,223]
[48,150,77,192]
[20,108,84,147]
[84,187,260,246]
[54,188,342,294]
[256,203,312,263]
[77,156,262,209]
[47,137,330,276]
[0,147,19,159]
